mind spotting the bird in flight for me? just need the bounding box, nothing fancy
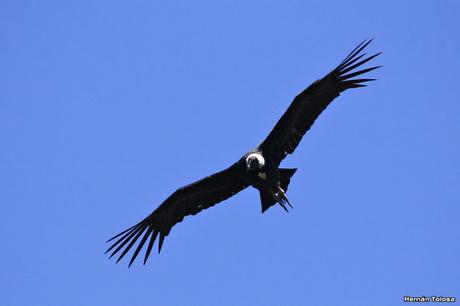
[106,39,381,266]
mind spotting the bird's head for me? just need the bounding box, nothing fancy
[245,153,265,171]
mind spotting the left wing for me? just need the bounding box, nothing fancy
[106,162,248,266]
[260,39,381,166]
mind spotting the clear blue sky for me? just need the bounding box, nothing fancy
[1,1,459,305]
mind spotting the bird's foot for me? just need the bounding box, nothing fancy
[276,187,293,212]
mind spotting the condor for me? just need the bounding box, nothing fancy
[106,39,381,266]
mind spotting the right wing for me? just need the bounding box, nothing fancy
[106,162,249,266]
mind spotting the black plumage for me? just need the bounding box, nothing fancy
[106,39,381,266]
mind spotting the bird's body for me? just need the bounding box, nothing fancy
[243,150,296,212]
[106,39,381,266]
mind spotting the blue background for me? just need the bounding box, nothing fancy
[1,1,459,305]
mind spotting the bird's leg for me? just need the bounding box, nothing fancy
[275,186,293,212]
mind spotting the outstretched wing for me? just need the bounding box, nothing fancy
[260,39,381,166]
[106,162,248,266]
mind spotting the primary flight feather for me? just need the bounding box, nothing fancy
[106,39,381,266]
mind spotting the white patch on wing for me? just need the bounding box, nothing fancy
[258,172,267,180]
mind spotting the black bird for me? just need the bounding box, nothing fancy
[106,39,381,266]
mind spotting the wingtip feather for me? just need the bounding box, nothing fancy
[143,229,159,265]
[341,39,373,66]
[106,224,137,243]
[128,227,153,267]
[158,233,166,253]
[340,65,382,81]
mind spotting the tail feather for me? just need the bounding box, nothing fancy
[279,168,297,192]
[260,191,276,213]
